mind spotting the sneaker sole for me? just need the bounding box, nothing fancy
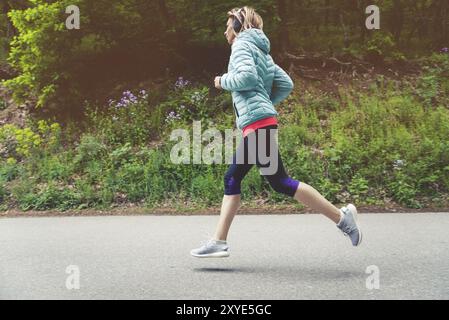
[191,251,230,258]
[347,204,363,246]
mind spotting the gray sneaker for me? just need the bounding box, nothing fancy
[190,239,230,258]
[337,204,363,246]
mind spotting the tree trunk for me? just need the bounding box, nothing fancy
[277,0,291,53]
[339,9,349,48]
[158,0,172,30]
[435,0,448,46]
[391,0,404,44]
[2,1,15,38]
[357,0,368,42]
[443,0,449,44]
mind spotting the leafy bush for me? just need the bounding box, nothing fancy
[5,0,73,107]
[0,98,7,110]
[73,134,108,166]
[416,53,449,107]
[363,31,405,63]
[327,89,449,206]
[0,120,61,161]
[15,181,83,211]
[162,85,218,126]
[0,178,8,204]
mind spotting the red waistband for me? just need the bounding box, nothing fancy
[242,117,278,137]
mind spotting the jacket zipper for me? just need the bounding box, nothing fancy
[233,102,240,117]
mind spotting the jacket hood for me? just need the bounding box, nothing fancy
[235,28,271,54]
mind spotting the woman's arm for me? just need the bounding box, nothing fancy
[270,64,294,106]
[220,41,258,92]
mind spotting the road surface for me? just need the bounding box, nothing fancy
[1,213,448,300]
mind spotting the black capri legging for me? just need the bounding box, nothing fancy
[224,125,300,197]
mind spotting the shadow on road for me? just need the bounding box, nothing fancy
[193,267,245,273]
[192,266,362,281]
[192,267,365,280]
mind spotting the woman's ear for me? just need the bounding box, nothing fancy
[232,8,244,33]
[232,16,242,33]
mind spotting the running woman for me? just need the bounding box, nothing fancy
[191,6,362,258]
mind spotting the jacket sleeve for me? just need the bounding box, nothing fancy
[270,64,294,106]
[220,41,258,92]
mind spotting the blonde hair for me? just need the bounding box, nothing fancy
[227,6,263,36]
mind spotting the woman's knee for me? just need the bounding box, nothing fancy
[224,172,242,195]
[268,176,300,197]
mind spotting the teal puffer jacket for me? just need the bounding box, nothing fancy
[220,28,294,129]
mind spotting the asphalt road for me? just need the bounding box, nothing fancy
[1,213,448,300]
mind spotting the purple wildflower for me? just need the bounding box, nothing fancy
[441,47,448,53]
[165,111,181,123]
[139,89,149,100]
[108,89,147,109]
[114,90,139,108]
[124,91,138,103]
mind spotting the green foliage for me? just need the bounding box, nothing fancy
[326,89,449,207]
[4,0,71,106]
[0,157,18,182]
[347,173,369,202]
[162,85,224,129]
[0,177,7,205]
[85,89,160,146]
[416,53,449,107]
[0,119,61,161]
[0,98,7,110]
[73,134,108,166]
[35,153,74,181]
[14,181,83,211]
[388,171,421,208]
[363,31,405,63]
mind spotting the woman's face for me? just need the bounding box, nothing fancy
[224,18,236,45]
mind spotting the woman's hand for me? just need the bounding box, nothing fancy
[214,76,222,90]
